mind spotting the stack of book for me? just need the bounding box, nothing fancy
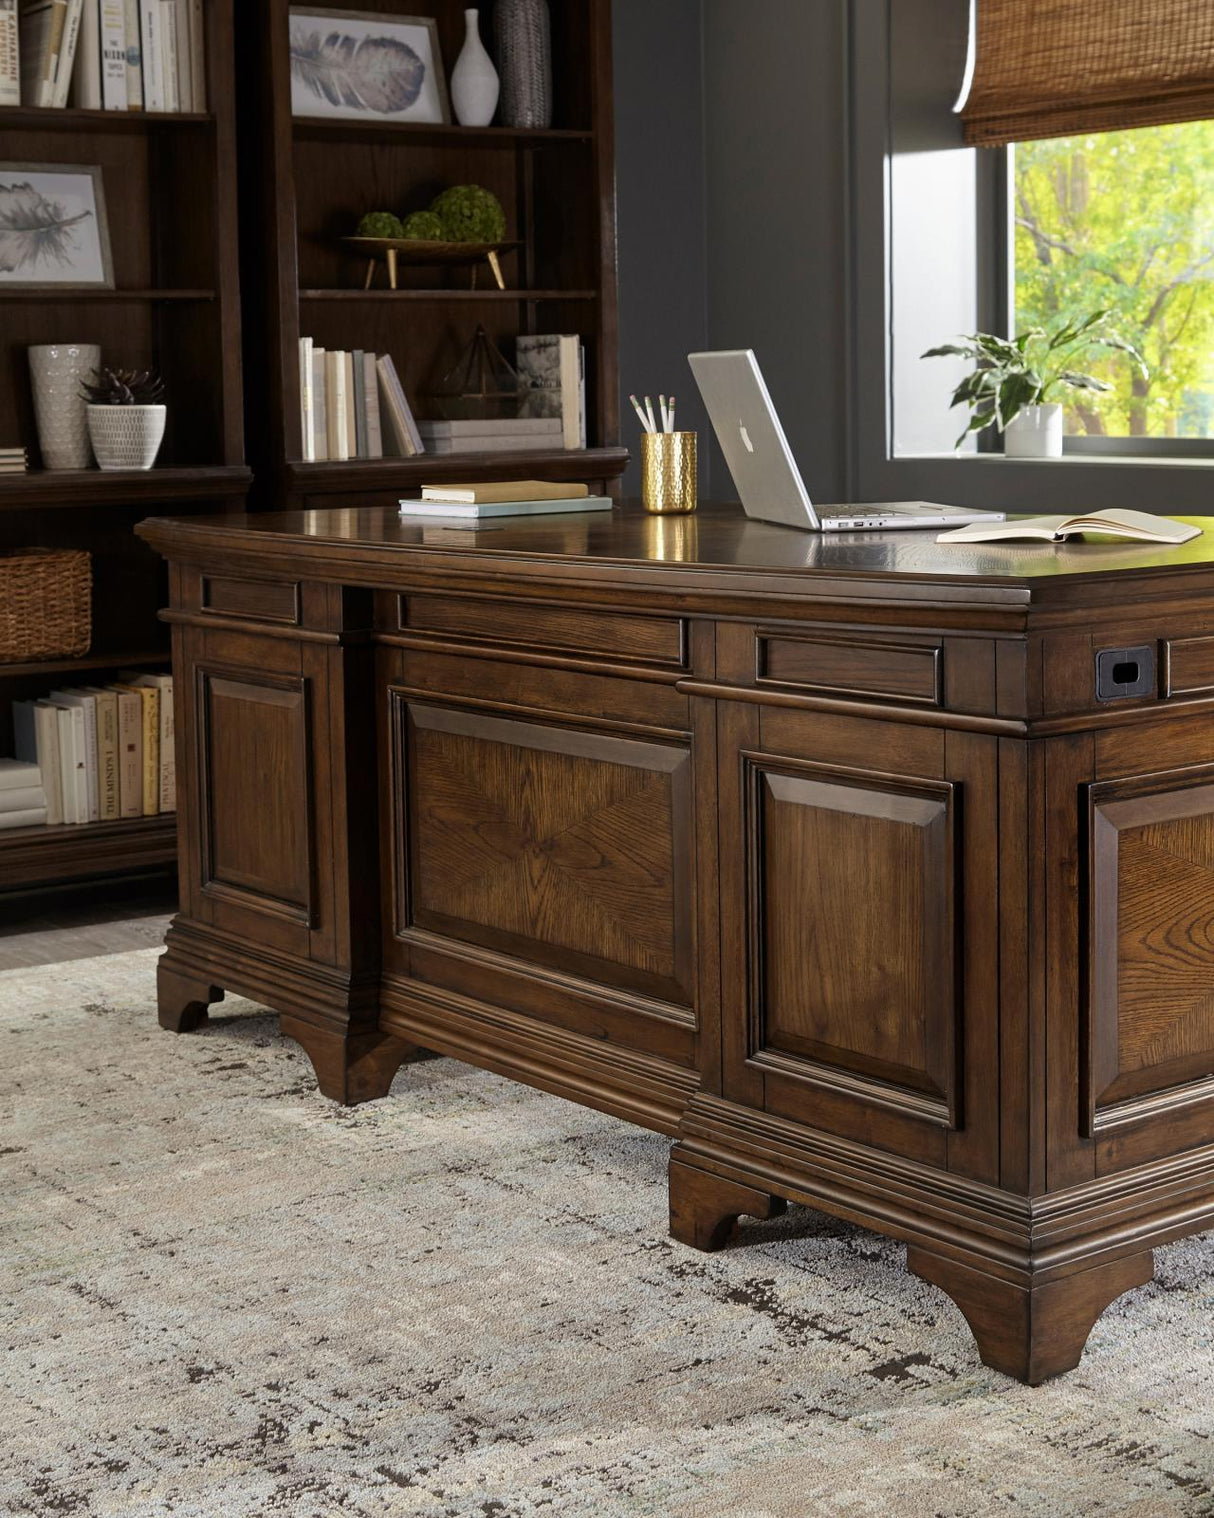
[399,480,612,520]
[10,671,174,827]
[416,417,564,455]
[298,341,424,463]
[0,0,206,112]
[0,446,28,475]
[0,758,47,830]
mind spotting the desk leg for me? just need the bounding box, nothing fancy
[907,1245,1155,1385]
[280,1014,419,1106]
[669,1155,786,1251]
[158,961,224,1033]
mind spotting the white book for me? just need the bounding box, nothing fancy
[937,510,1203,546]
[311,348,328,462]
[0,808,49,830]
[50,690,98,821]
[399,495,612,520]
[49,0,78,102]
[121,0,140,105]
[137,0,159,107]
[0,756,40,790]
[98,0,123,107]
[70,0,99,107]
[0,0,19,107]
[50,703,83,823]
[363,351,382,459]
[326,350,349,460]
[185,0,201,109]
[299,336,314,462]
[158,0,175,109]
[13,701,62,825]
[0,784,48,811]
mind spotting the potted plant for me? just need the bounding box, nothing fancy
[81,367,167,471]
[921,313,1145,459]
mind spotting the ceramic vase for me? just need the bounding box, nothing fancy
[1004,402,1064,459]
[28,343,100,470]
[451,8,500,127]
[494,0,552,129]
[86,404,167,471]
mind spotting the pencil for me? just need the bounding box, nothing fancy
[668,396,676,433]
[659,394,669,433]
[629,394,653,433]
[644,396,657,434]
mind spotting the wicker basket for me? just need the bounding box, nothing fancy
[0,548,91,663]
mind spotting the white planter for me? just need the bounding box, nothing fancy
[29,343,100,470]
[86,404,166,471]
[1004,403,1063,459]
[451,8,500,127]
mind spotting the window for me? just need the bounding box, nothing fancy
[1012,122,1214,440]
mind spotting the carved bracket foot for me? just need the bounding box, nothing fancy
[281,1014,421,1106]
[669,1156,787,1252]
[158,960,224,1033]
[907,1245,1155,1384]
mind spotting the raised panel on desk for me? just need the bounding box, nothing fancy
[394,700,694,1010]
[402,596,687,669]
[746,760,958,1127]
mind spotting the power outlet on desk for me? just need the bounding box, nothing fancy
[1096,644,1155,702]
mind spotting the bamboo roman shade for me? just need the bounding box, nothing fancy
[959,0,1214,146]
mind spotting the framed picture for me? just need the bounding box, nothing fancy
[0,164,113,290]
[288,8,450,125]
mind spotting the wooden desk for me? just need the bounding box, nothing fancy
[137,504,1214,1384]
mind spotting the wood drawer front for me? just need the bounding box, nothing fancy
[396,647,690,733]
[758,633,941,706]
[402,595,686,669]
[1166,635,1214,696]
[202,575,300,625]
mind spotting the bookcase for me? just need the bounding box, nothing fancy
[0,0,250,891]
[238,0,627,508]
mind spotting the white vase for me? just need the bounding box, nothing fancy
[86,404,167,471]
[451,7,500,127]
[29,343,100,470]
[1004,403,1063,459]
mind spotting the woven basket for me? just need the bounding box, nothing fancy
[0,548,91,663]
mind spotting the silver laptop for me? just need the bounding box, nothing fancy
[688,349,1005,532]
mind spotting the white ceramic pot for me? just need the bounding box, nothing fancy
[86,404,167,471]
[451,7,500,127]
[1004,402,1063,459]
[29,343,100,470]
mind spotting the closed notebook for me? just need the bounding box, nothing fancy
[421,480,591,505]
[399,495,612,520]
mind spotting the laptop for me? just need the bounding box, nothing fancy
[688,349,1006,532]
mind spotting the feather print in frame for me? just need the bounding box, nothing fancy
[288,9,450,124]
[0,164,113,289]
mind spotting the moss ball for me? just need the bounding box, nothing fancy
[356,210,405,239]
[429,185,506,244]
[401,210,445,242]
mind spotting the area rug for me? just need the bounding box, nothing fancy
[2,950,1214,1518]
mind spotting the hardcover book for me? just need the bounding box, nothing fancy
[99,0,126,108]
[12,703,61,825]
[71,0,100,108]
[516,335,584,451]
[49,690,98,822]
[108,685,141,819]
[0,0,19,107]
[122,0,141,105]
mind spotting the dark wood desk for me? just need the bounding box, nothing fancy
[137,504,1214,1384]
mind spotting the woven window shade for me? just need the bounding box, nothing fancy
[959,0,1214,147]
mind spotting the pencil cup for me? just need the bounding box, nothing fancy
[641,431,697,515]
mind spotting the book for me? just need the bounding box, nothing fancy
[82,685,119,820]
[18,0,58,104]
[516,335,584,451]
[417,417,563,438]
[311,347,328,462]
[937,510,1203,546]
[109,685,141,818]
[49,690,98,821]
[185,0,201,109]
[70,0,98,106]
[376,354,422,456]
[0,783,48,811]
[122,0,140,105]
[363,351,382,459]
[112,682,158,814]
[421,479,591,505]
[48,0,77,102]
[13,701,62,826]
[343,350,356,461]
[138,0,160,108]
[0,0,19,106]
[51,701,86,823]
[325,349,348,460]
[172,0,189,109]
[123,672,173,811]
[351,348,367,459]
[158,0,175,110]
[299,336,314,462]
[0,756,40,790]
[399,495,612,520]
[0,808,48,830]
[98,0,124,107]
[419,436,567,456]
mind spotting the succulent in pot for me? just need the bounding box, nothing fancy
[81,367,167,471]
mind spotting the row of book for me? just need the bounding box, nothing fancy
[6,672,174,829]
[0,0,206,112]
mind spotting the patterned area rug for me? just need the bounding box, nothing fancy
[3,950,1214,1517]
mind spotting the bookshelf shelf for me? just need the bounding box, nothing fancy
[290,119,593,146]
[0,814,177,890]
[0,106,213,132]
[0,650,171,680]
[0,466,252,509]
[0,290,216,304]
[299,289,599,303]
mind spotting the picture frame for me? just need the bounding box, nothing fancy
[0,163,113,291]
[288,8,450,125]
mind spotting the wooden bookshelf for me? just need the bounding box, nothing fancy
[0,0,248,892]
[238,0,624,509]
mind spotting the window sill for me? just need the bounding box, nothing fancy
[900,451,1214,468]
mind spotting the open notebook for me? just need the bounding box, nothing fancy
[938,509,1201,545]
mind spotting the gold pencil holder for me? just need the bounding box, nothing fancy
[641,431,698,515]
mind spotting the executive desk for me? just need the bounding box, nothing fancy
[137,503,1214,1384]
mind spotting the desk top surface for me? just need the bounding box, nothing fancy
[139,504,1214,607]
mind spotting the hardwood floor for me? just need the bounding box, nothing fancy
[0,876,176,970]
